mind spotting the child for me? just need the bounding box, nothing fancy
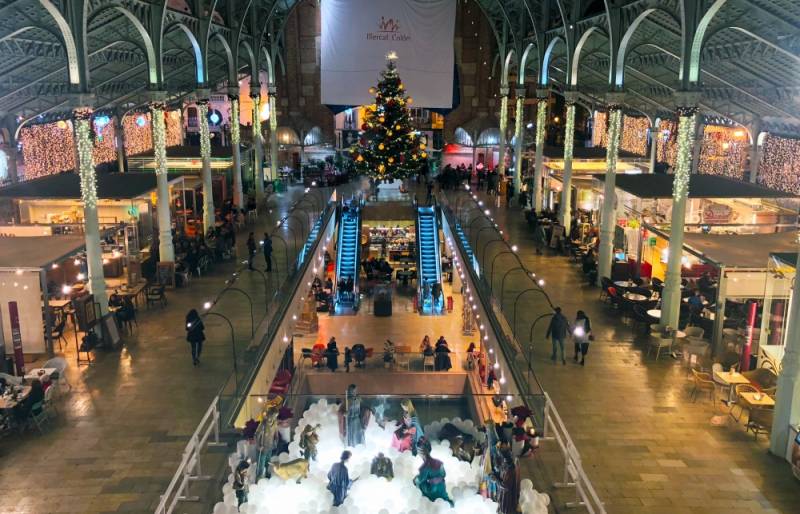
[344,347,352,373]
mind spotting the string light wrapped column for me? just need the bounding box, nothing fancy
[269,86,279,182]
[228,90,244,208]
[770,250,800,456]
[150,101,175,262]
[197,96,215,235]
[73,108,109,313]
[512,87,525,196]
[532,89,548,212]
[661,98,700,328]
[251,93,265,201]
[559,93,577,230]
[648,120,658,173]
[113,112,126,173]
[497,86,509,176]
[597,98,624,286]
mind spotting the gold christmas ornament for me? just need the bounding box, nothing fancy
[387,130,393,136]
[421,152,427,158]
[356,155,364,162]
[379,116,385,123]
[407,97,414,104]
[388,157,395,163]
[412,154,418,160]
[378,163,385,172]
[399,84,404,90]
[378,143,385,150]
[395,124,401,130]
[419,143,426,150]
[369,87,376,94]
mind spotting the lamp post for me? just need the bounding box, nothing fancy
[201,311,239,389]
[217,286,255,337]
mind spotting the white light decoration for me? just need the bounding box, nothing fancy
[620,115,649,157]
[759,134,800,193]
[535,100,546,156]
[252,95,262,143]
[673,109,698,202]
[230,96,241,147]
[74,109,98,209]
[198,101,211,163]
[151,104,168,177]
[592,111,608,148]
[606,108,623,175]
[498,91,509,175]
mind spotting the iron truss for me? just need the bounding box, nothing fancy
[474,0,800,136]
[0,0,300,135]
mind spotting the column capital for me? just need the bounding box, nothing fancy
[499,86,510,97]
[66,93,95,111]
[195,88,211,102]
[250,91,261,100]
[515,86,526,98]
[72,107,93,121]
[672,90,702,111]
[563,91,580,105]
[267,84,277,95]
[535,88,549,100]
[606,91,626,109]
[227,86,240,99]
[148,90,168,103]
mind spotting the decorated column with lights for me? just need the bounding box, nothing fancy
[748,120,762,183]
[597,97,624,286]
[648,120,658,173]
[559,93,577,230]
[197,95,215,234]
[532,89,548,212]
[497,86,509,176]
[150,100,175,262]
[512,87,526,196]
[661,94,700,328]
[73,108,109,313]
[269,86,279,181]
[228,90,244,208]
[770,251,800,456]
[113,112,126,173]
[251,93,265,200]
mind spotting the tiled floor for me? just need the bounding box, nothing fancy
[451,187,800,514]
[0,185,339,514]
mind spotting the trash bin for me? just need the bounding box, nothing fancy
[273,178,284,193]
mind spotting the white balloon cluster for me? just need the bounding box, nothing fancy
[215,400,549,514]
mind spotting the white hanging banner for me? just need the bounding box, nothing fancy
[321,0,456,109]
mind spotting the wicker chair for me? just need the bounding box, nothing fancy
[646,334,672,360]
[742,368,778,395]
[746,407,774,440]
[729,383,760,421]
[690,369,716,403]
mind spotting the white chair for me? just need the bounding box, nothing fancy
[43,385,58,417]
[0,372,22,386]
[43,357,71,391]
[423,354,434,371]
[646,335,672,360]
[711,363,731,400]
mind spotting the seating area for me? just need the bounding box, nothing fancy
[0,357,71,436]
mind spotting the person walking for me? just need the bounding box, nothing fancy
[185,308,205,366]
[246,232,257,270]
[572,310,593,365]
[545,307,570,365]
[506,183,514,207]
[262,232,273,271]
[533,221,547,255]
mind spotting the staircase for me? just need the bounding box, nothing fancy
[335,200,361,308]
[416,205,443,314]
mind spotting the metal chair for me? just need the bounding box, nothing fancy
[746,407,774,440]
[646,335,672,360]
[43,357,71,391]
[423,354,435,371]
[690,369,716,403]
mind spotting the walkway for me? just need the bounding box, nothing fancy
[0,185,335,513]
[456,188,800,514]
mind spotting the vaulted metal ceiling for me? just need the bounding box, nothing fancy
[0,0,798,138]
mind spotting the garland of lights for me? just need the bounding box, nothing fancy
[269,93,278,168]
[123,113,152,157]
[498,92,509,174]
[673,109,698,202]
[513,95,524,180]
[252,95,262,144]
[759,134,800,194]
[620,115,649,157]
[605,107,623,175]
[593,111,608,148]
[165,110,182,147]
[563,103,576,165]
[230,96,240,146]
[198,100,211,162]
[698,126,748,179]
[535,99,547,153]
[657,119,678,167]
[74,109,98,209]
[20,122,76,177]
[151,103,168,177]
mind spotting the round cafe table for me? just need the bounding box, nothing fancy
[624,292,649,302]
[647,309,661,319]
[614,280,636,289]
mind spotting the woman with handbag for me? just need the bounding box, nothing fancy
[572,310,592,366]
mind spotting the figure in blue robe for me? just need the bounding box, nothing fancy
[327,451,354,506]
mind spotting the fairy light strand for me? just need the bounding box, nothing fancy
[151,103,168,177]
[230,97,241,146]
[620,115,649,157]
[74,109,98,209]
[673,109,698,201]
[758,134,800,194]
[198,101,211,162]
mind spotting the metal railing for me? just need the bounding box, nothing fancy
[541,392,606,513]
[154,396,225,514]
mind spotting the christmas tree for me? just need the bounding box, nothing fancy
[351,56,426,179]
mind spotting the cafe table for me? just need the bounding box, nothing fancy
[713,370,751,403]
[647,309,661,319]
[738,391,775,409]
[0,386,31,410]
[24,368,57,382]
[623,292,649,302]
[614,280,637,289]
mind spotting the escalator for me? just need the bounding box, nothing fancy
[416,205,443,314]
[335,198,362,309]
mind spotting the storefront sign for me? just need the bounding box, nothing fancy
[8,301,25,375]
[702,202,734,224]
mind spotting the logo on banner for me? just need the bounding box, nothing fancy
[368,16,410,41]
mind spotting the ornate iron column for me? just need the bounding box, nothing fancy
[197,91,215,234]
[269,85,279,182]
[149,98,175,262]
[251,93,265,200]
[228,88,244,208]
[559,91,578,230]
[512,87,526,196]
[497,86,509,176]
[532,89,548,212]
[597,93,624,285]
[73,107,109,313]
